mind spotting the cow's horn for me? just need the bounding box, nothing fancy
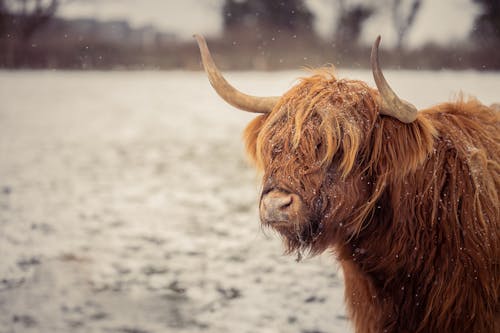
[194,34,278,114]
[371,36,418,123]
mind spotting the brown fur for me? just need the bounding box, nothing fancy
[243,69,499,333]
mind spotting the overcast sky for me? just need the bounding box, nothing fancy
[59,0,479,48]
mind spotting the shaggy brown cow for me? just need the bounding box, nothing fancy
[194,35,500,333]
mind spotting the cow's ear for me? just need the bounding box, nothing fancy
[243,115,267,168]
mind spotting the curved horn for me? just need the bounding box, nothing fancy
[371,36,418,123]
[194,34,279,114]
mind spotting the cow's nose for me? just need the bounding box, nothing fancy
[260,190,300,224]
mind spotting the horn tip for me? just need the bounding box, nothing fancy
[193,34,204,43]
[371,35,381,66]
[373,35,381,50]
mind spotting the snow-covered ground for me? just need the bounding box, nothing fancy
[0,69,498,333]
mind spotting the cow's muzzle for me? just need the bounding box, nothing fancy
[260,190,303,225]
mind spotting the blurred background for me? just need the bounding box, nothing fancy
[1,0,499,70]
[1,2,499,333]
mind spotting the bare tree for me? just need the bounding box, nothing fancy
[0,0,59,42]
[0,0,63,68]
[392,0,422,49]
[334,0,374,45]
[471,0,500,46]
[222,0,314,37]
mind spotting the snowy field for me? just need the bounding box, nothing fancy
[0,69,499,333]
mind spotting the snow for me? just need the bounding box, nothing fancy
[0,69,498,333]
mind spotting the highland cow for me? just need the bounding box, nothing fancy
[194,35,499,333]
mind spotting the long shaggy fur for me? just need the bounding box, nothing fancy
[243,69,499,333]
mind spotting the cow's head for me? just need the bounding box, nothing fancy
[194,35,422,255]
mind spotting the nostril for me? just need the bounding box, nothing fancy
[279,195,293,210]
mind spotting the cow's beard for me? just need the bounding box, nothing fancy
[265,206,326,261]
[262,188,331,259]
[263,189,359,260]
